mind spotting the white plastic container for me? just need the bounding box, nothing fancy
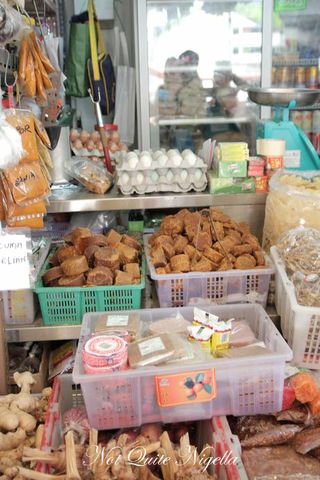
[73,304,292,430]
[145,235,274,308]
[271,246,320,369]
[2,240,51,324]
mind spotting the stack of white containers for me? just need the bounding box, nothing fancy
[116,149,208,194]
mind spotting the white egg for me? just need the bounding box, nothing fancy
[166,170,174,183]
[121,172,130,185]
[157,154,168,167]
[150,171,159,183]
[141,150,151,156]
[185,152,197,166]
[180,169,188,182]
[136,172,145,185]
[182,149,193,158]
[127,151,138,160]
[140,154,152,168]
[128,156,138,169]
[153,150,163,160]
[167,149,179,157]
[194,169,202,181]
[171,154,182,167]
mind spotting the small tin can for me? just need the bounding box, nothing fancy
[277,67,292,87]
[291,111,303,128]
[295,67,306,88]
[306,66,319,89]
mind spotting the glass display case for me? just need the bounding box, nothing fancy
[135,0,263,151]
[271,0,320,151]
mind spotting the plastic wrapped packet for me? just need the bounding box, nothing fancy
[65,157,113,194]
[0,3,24,43]
[230,320,258,348]
[148,312,191,335]
[292,272,320,307]
[277,227,320,276]
[263,170,320,251]
[128,333,175,367]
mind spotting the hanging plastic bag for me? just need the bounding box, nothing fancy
[0,112,24,169]
[113,26,135,145]
[0,2,24,44]
[5,110,38,163]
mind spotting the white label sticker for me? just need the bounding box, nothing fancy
[0,235,30,290]
[107,315,129,327]
[284,150,301,168]
[138,337,165,356]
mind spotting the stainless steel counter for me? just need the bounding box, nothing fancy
[48,185,267,213]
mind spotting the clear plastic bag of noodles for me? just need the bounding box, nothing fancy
[2,161,50,207]
[263,170,320,251]
[5,110,39,163]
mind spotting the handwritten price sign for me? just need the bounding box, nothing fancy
[0,235,30,290]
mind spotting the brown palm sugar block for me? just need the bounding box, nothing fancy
[94,247,120,270]
[121,234,141,251]
[63,232,73,244]
[58,274,85,286]
[71,227,92,253]
[254,250,265,266]
[173,235,189,254]
[86,266,113,286]
[191,257,213,272]
[151,246,167,268]
[56,245,77,264]
[160,215,184,236]
[233,244,253,257]
[84,244,101,267]
[234,254,256,270]
[43,266,63,285]
[162,242,175,260]
[184,244,196,259]
[114,270,134,285]
[170,254,190,272]
[156,267,167,274]
[192,231,212,251]
[150,234,173,247]
[105,228,122,246]
[203,247,224,264]
[86,234,109,247]
[117,243,139,264]
[61,255,89,276]
[123,263,140,280]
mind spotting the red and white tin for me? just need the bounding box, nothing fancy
[83,335,128,368]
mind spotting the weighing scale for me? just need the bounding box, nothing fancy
[247,87,320,170]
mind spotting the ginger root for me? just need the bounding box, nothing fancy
[13,372,35,394]
[0,407,19,432]
[10,407,36,433]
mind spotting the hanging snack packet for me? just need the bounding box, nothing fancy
[2,161,50,206]
[6,110,38,163]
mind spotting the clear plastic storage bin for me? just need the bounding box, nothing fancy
[73,304,292,430]
[144,235,274,308]
[271,246,320,369]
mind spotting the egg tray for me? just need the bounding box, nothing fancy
[71,145,104,158]
[116,155,207,171]
[117,177,207,195]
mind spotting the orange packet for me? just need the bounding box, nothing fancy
[3,161,49,206]
[291,372,319,404]
[309,392,320,415]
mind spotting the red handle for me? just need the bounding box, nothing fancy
[103,145,113,173]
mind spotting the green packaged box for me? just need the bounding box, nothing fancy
[217,161,247,178]
[208,171,256,194]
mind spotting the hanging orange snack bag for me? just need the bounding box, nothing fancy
[6,111,38,163]
[3,161,49,206]
[291,372,319,404]
[8,215,45,229]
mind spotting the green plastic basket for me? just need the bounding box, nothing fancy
[34,256,145,325]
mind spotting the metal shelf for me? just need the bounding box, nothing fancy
[47,185,267,214]
[272,58,319,67]
[154,116,253,127]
